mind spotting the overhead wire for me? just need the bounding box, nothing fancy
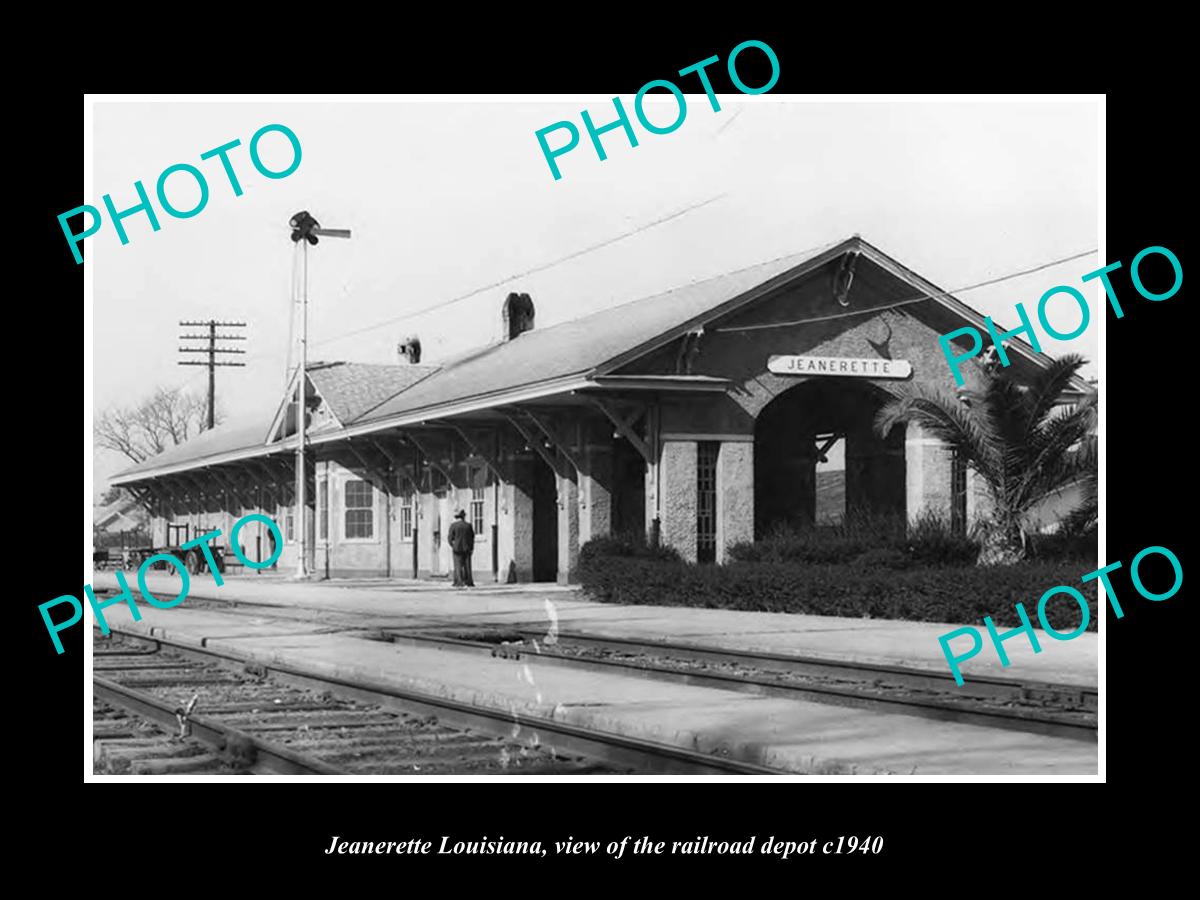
[714,247,1100,333]
[311,192,729,349]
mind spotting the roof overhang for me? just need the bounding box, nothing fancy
[583,375,731,392]
[857,242,1093,395]
[109,236,1094,485]
[109,372,735,484]
[109,440,301,486]
[591,236,1092,395]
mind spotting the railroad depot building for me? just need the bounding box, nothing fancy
[110,236,1092,583]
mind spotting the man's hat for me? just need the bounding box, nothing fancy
[455,509,467,519]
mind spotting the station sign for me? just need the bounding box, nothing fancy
[767,355,912,379]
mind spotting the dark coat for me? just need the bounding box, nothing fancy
[448,519,475,553]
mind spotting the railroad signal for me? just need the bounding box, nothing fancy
[289,211,351,579]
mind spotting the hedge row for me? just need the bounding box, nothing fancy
[727,510,980,567]
[577,557,1099,632]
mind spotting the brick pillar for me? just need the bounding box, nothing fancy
[556,472,579,583]
[417,490,439,576]
[717,441,754,562]
[967,468,994,528]
[660,440,698,562]
[905,421,953,522]
[578,427,613,548]
[499,455,534,582]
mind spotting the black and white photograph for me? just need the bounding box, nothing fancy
[81,93,1105,781]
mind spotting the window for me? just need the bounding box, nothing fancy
[951,449,968,536]
[285,510,295,542]
[318,479,328,541]
[344,479,374,539]
[697,441,718,564]
[400,494,414,540]
[470,486,486,536]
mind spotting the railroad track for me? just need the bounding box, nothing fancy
[377,627,1098,742]
[123,593,1097,742]
[93,628,786,776]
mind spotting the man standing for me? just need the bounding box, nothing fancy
[447,509,475,588]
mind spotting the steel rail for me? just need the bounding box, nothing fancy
[163,593,1095,711]
[521,629,1098,707]
[99,628,788,775]
[93,675,346,775]
[380,629,1096,743]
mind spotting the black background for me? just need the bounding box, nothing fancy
[19,21,1188,885]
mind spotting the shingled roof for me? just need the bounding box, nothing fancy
[113,420,270,477]
[111,235,1091,485]
[308,362,438,423]
[354,247,820,423]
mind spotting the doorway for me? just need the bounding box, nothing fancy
[754,379,905,537]
[531,462,559,581]
[611,434,646,538]
[431,489,446,576]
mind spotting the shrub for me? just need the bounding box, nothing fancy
[854,547,912,570]
[1029,526,1098,564]
[727,511,903,565]
[906,511,980,566]
[578,556,1098,632]
[579,531,682,565]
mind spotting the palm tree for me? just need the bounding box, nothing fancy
[874,353,1097,565]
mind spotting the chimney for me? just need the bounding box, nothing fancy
[397,335,422,364]
[502,292,535,341]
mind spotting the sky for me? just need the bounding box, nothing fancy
[91,98,1100,498]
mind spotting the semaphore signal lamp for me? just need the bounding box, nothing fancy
[290,210,321,245]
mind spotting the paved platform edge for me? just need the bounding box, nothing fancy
[99,615,1096,777]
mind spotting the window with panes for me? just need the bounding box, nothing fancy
[318,479,328,541]
[400,493,414,540]
[697,441,719,563]
[470,467,486,536]
[344,479,374,539]
[950,449,968,536]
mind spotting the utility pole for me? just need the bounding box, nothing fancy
[178,320,247,429]
[288,211,351,579]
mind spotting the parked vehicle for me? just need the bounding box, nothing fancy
[113,544,227,575]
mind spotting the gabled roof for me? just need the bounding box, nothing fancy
[94,496,146,530]
[114,420,269,478]
[112,236,1093,484]
[311,361,440,423]
[264,361,440,443]
[354,245,830,424]
[350,235,1089,425]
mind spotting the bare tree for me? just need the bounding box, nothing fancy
[96,386,217,464]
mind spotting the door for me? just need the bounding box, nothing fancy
[431,490,445,576]
[531,463,559,581]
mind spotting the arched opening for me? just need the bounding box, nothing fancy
[754,379,906,538]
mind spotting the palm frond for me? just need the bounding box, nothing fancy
[1014,424,1097,511]
[1022,353,1090,436]
[875,384,996,471]
[979,370,1033,468]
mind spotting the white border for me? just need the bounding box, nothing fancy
[84,92,1105,784]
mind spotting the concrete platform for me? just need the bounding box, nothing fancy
[90,575,1098,776]
[96,571,1099,688]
